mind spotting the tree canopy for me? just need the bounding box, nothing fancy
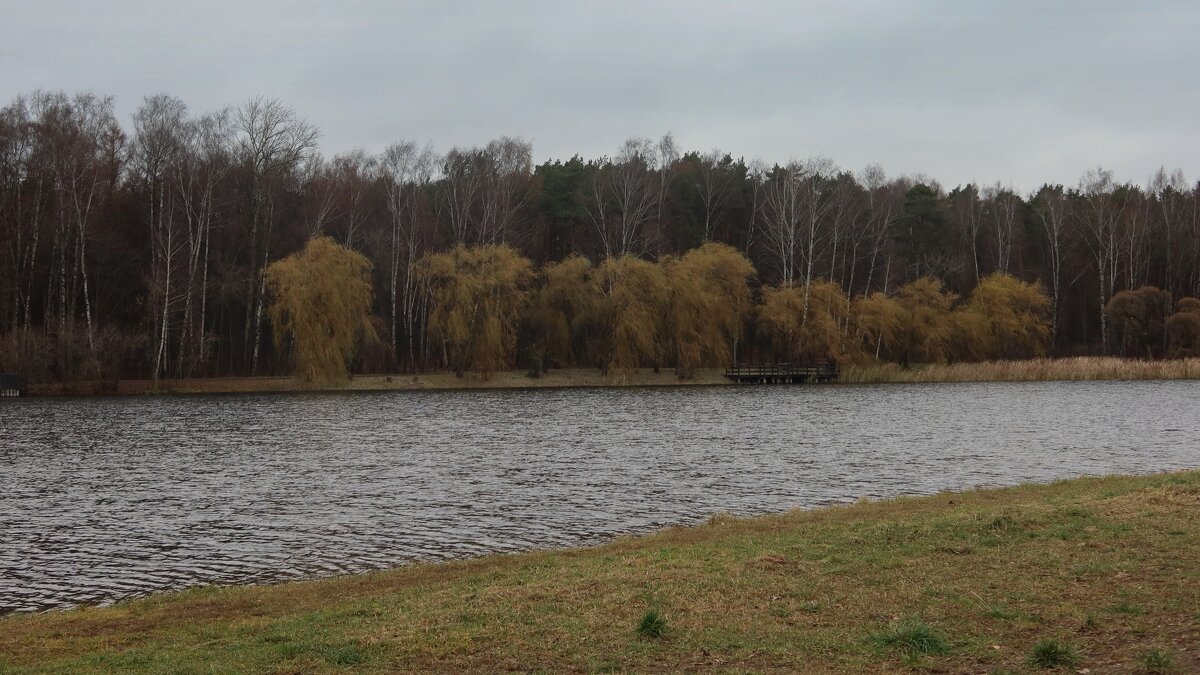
[265,237,376,382]
[416,244,535,377]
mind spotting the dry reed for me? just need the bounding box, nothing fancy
[841,357,1200,384]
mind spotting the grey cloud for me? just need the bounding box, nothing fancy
[2,0,1197,191]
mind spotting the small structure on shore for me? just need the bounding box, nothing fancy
[0,374,25,397]
[724,361,839,384]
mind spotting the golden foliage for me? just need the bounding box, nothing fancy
[957,273,1053,360]
[265,237,376,382]
[591,255,670,375]
[851,293,904,361]
[415,244,535,377]
[893,277,957,366]
[524,255,598,368]
[663,243,756,378]
[759,280,851,362]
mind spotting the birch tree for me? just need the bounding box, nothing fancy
[234,97,319,374]
[587,137,666,258]
[380,140,437,368]
[131,94,188,381]
[174,109,232,376]
[1030,184,1072,342]
[1076,167,1122,352]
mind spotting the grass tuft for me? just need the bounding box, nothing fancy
[870,618,950,655]
[1140,647,1174,673]
[636,609,667,639]
[1027,638,1078,669]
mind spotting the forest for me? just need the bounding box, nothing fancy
[2,91,1199,383]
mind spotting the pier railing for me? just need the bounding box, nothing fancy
[723,361,839,384]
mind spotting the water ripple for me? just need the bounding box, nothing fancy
[1,380,1198,613]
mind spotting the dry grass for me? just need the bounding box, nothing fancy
[1,471,1198,673]
[842,356,1200,384]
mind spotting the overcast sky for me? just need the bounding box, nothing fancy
[2,1,1197,192]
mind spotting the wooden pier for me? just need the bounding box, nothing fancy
[0,374,25,397]
[723,361,839,384]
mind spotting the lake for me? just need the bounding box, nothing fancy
[1,380,1197,613]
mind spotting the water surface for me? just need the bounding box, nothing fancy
[1,380,1197,613]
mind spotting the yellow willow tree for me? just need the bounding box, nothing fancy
[894,277,957,366]
[590,254,670,375]
[663,243,756,378]
[852,292,905,361]
[415,244,535,377]
[758,280,853,362]
[956,273,1052,360]
[265,236,376,382]
[523,255,599,369]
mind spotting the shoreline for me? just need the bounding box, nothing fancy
[20,356,1200,397]
[2,470,1197,672]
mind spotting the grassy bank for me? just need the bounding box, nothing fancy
[2,471,1198,673]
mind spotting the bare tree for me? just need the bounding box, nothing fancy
[478,137,533,245]
[38,92,124,352]
[381,140,437,368]
[131,94,189,381]
[0,97,47,331]
[950,183,984,283]
[858,166,902,296]
[1119,186,1152,289]
[437,137,533,246]
[756,157,838,300]
[986,183,1021,275]
[234,96,319,374]
[1031,184,1072,341]
[694,149,735,241]
[174,108,232,376]
[1077,167,1123,352]
[1150,168,1188,294]
[587,137,664,258]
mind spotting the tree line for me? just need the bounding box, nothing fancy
[1,91,1198,382]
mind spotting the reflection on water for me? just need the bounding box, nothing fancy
[1,380,1197,613]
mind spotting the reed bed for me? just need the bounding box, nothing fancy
[841,356,1200,384]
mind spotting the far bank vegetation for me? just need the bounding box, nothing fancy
[5,91,1200,384]
[259,237,1199,382]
